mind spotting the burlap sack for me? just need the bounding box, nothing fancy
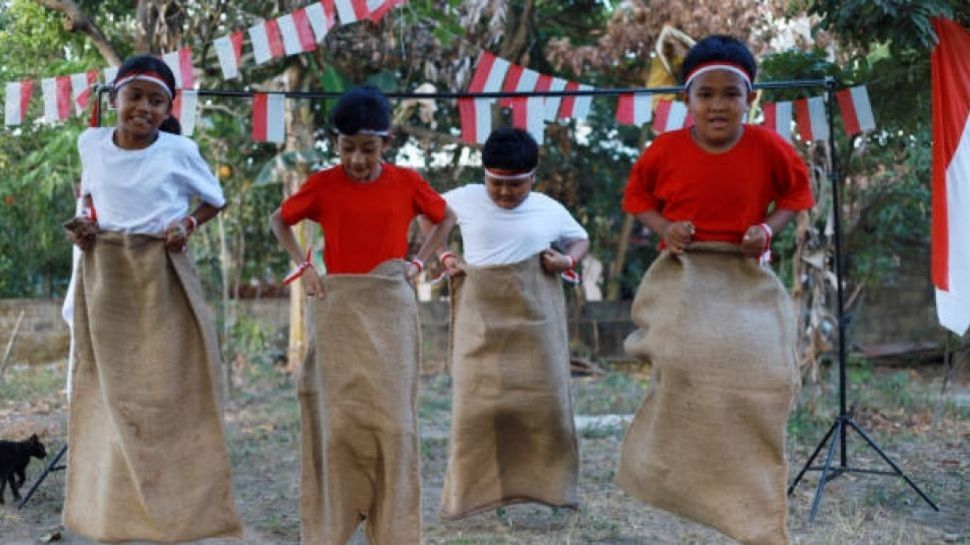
[439,255,579,520]
[64,232,241,543]
[616,243,799,545]
[298,260,421,545]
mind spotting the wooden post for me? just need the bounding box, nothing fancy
[0,310,26,381]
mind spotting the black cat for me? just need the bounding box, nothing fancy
[0,434,47,504]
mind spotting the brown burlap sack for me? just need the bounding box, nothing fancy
[439,255,579,520]
[64,232,241,543]
[616,243,799,545]
[298,260,421,545]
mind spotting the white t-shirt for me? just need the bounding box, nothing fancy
[78,127,225,234]
[444,184,588,266]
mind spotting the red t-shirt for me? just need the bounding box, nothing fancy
[281,163,447,274]
[622,124,815,245]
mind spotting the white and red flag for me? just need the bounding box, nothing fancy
[172,90,199,137]
[41,76,72,122]
[931,17,970,335]
[70,70,99,115]
[835,85,876,136]
[5,80,35,126]
[542,77,568,121]
[524,73,552,143]
[794,96,829,142]
[459,51,509,145]
[616,93,652,126]
[214,31,245,80]
[305,1,337,42]
[366,0,405,22]
[252,92,286,143]
[505,67,539,132]
[334,0,367,24]
[499,64,524,108]
[652,98,689,134]
[249,20,285,65]
[278,9,317,55]
[162,47,195,89]
[761,101,793,142]
[558,82,593,121]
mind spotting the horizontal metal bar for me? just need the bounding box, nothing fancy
[806,466,901,477]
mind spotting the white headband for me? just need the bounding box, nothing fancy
[336,128,390,137]
[113,74,173,99]
[484,167,536,180]
[685,63,752,91]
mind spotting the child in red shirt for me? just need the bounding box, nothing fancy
[617,36,813,545]
[269,86,455,545]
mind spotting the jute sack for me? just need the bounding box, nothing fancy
[64,232,241,543]
[616,243,799,545]
[440,254,579,520]
[298,260,421,545]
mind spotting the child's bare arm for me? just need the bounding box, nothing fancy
[541,238,589,274]
[411,206,457,280]
[270,207,324,298]
[64,195,98,251]
[163,202,224,251]
[634,210,693,254]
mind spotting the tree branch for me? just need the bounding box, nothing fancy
[33,0,123,66]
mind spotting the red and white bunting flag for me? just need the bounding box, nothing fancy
[305,0,337,42]
[542,77,567,121]
[42,76,72,122]
[70,70,99,115]
[103,66,118,86]
[278,10,317,55]
[616,93,652,126]
[252,93,286,143]
[836,85,876,136]
[499,64,523,108]
[334,0,368,24]
[366,0,404,22]
[794,96,829,142]
[249,20,285,65]
[172,90,199,137]
[524,74,552,143]
[931,17,970,335]
[5,80,35,126]
[558,82,593,121]
[214,31,245,80]
[761,101,792,141]
[652,99,688,134]
[507,67,539,127]
[163,47,195,89]
[459,51,510,145]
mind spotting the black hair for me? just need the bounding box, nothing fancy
[330,86,392,136]
[680,35,757,85]
[111,55,181,134]
[481,127,538,171]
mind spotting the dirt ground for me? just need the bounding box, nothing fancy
[0,356,967,545]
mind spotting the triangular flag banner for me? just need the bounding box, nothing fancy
[249,20,285,65]
[931,17,970,335]
[616,93,652,126]
[334,0,368,24]
[367,0,404,22]
[652,99,688,134]
[5,80,34,126]
[214,31,244,80]
[172,89,199,137]
[42,76,72,122]
[163,47,195,89]
[836,85,876,136]
[279,10,317,55]
[459,51,509,145]
[794,96,829,142]
[542,77,567,121]
[509,67,539,129]
[762,101,792,142]
[499,64,524,109]
[306,0,338,41]
[70,70,99,115]
[525,73,552,143]
[252,92,286,143]
[558,82,593,121]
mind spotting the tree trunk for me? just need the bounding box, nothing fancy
[33,0,122,65]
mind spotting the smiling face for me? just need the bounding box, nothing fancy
[111,79,172,148]
[336,133,389,182]
[684,69,756,152]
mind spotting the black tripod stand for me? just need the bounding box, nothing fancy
[17,443,67,509]
[786,78,940,520]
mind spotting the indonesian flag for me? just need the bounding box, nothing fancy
[278,9,317,55]
[542,77,568,121]
[652,99,689,134]
[931,17,970,335]
[4,80,34,126]
[162,47,195,89]
[214,31,245,80]
[41,76,72,122]
[504,67,540,132]
[305,1,337,42]
[499,64,524,108]
[794,96,829,142]
[70,70,99,115]
[558,82,593,121]
[762,101,793,142]
[249,20,285,65]
[836,85,876,136]
[616,93,652,126]
[252,92,286,143]
[334,0,368,24]
[459,51,510,145]
[524,73,552,143]
[172,90,199,137]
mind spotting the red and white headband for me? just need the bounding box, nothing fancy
[684,61,753,91]
[113,71,174,99]
[335,128,391,137]
[484,167,536,180]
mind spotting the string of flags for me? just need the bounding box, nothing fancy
[3,0,877,147]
